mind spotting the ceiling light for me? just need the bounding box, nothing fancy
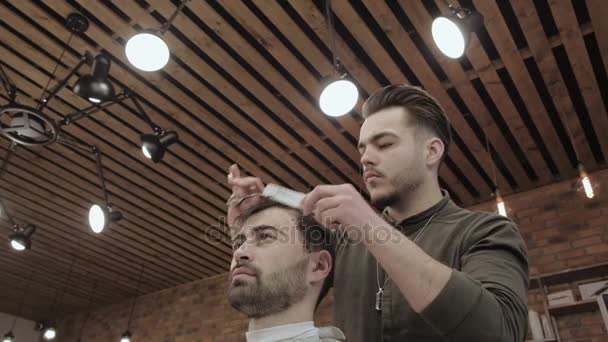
[2,332,13,342]
[9,224,36,251]
[577,164,598,199]
[88,204,122,234]
[126,32,170,72]
[318,0,359,117]
[141,130,178,163]
[319,78,359,117]
[74,54,116,103]
[432,5,483,59]
[125,1,191,72]
[120,331,131,342]
[42,326,56,341]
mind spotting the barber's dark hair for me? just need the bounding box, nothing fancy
[235,198,336,310]
[362,84,452,161]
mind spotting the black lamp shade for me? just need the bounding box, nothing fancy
[89,204,122,233]
[141,130,178,163]
[9,225,36,251]
[74,54,115,103]
[432,10,483,59]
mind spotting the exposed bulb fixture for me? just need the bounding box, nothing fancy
[141,130,178,163]
[120,331,131,342]
[432,3,483,58]
[2,332,14,342]
[88,204,122,233]
[126,32,170,72]
[578,164,596,199]
[318,0,358,117]
[42,326,57,341]
[319,78,359,117]
[495,189,507,217]
[125,1,191,72]
[73,54,116,103]
[9,224,36,251]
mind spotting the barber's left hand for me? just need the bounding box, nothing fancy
[302,184,381,231]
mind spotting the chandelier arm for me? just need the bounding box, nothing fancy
[0,142,17,227]
[39,54,91,111]
[130,94,161,133]
[60,91,128,126]
[55,133,94,155]
[0,63,17,103]
[0,141,17,180]
[92,146,110,207]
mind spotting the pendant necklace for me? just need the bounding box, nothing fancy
[375,211,437,312]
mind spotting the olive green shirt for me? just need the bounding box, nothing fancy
[333,192,529,342]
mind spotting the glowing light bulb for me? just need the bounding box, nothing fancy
[582,176,594,199]
[319,79,359,117]
[495,190,507,217]
[432,17,466,59]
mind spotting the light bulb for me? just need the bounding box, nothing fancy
[142,145,152,159]
[126,33,170,72]
[89,97,101,103]
[432,17,466,59]
[88,204,106,233]
[582,176,594,199]
[319,79,359,117]
[43,327,56,341]
[10,240,26,251]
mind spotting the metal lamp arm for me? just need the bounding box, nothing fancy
[54,135,110,206]
[39,53,92,111]
[92,146,110,207]
[130,94,161,133]
[59,91,128,126]
[0,142,17,227]
[0,64,18,104]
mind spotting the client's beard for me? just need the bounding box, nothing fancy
[228,257,309,319]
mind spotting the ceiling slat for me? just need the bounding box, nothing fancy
[549,0,608,160]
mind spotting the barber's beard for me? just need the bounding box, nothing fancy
[228,257,309,319]
[371,171,422,209]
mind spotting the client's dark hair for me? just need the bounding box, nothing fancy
[235,198,336,309]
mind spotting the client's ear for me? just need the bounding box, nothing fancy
[310,250,332,283]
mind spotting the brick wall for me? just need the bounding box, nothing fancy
[55,168,608,341]
[55,267,335,342]
[469,167,608,341]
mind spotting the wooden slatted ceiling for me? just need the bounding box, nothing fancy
[0,0,606,322]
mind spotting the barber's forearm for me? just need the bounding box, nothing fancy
[362,218,452,313]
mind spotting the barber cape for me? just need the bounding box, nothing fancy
[245,321,346,342]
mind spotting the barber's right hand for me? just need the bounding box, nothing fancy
[227,164,265,229]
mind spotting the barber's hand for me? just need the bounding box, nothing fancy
[227,164,265,228]
[302,184,382,232]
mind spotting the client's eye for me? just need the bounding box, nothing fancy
[232,241,243,251]
[260,232,275,240]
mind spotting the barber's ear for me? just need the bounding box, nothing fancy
[425,137,444,167]
[310,250,332,282]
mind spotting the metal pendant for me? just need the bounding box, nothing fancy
[375,288,383,311]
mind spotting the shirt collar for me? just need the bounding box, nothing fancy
[382,190,452,234]
[246,321,318,342]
